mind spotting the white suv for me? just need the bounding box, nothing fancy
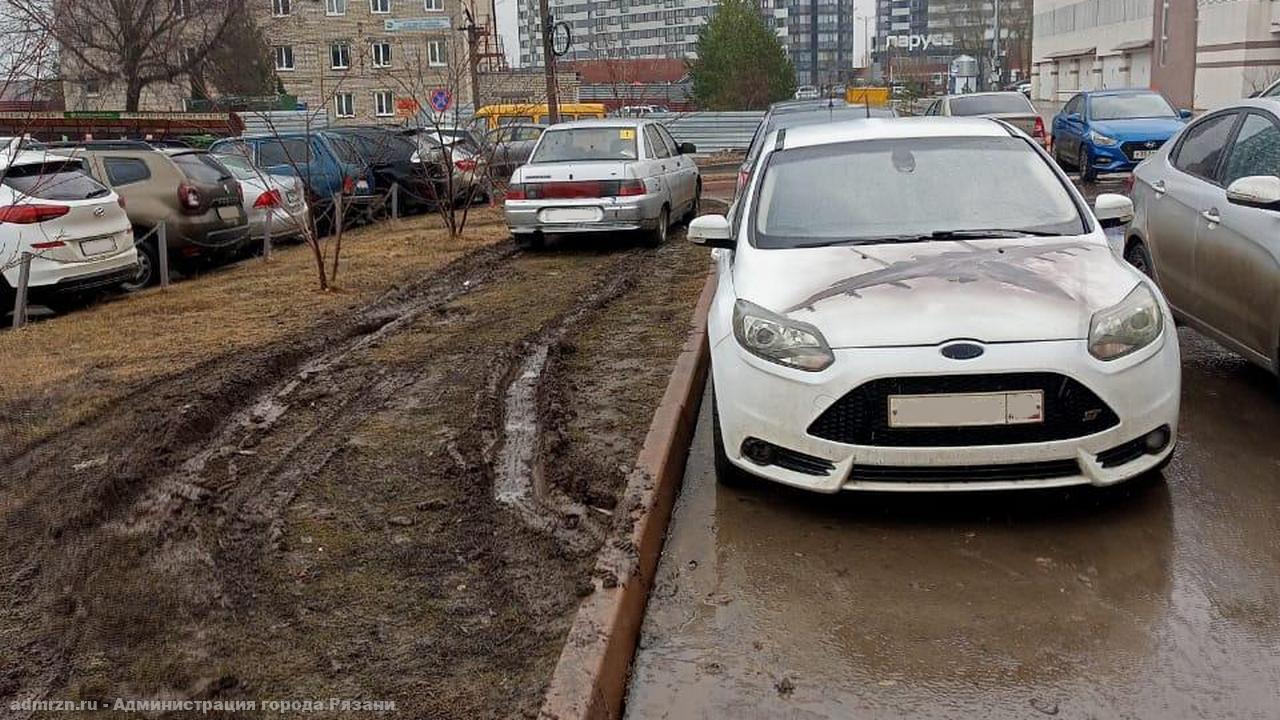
[1,150,137,312]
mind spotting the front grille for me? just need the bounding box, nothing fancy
[1120,140,1165,162]
[848,459,1082,483]
[808,373,1119,447]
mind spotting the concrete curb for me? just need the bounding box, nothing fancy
[539,269,717,720]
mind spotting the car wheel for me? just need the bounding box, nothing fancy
[711,387,751,489]
[685,182,702,222]
[1125,240,1155,279]
[1079,146,1097,182]
[0,280,14,318]
[645,206,670,247]
[120,234,159,292]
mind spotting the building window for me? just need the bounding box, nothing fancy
[428,40,445,66]
[174,0,189,18]
[84,78,101,97]
[335,93,355,117]
[274,45,295,70]
[331,42,350,69]
[424,0,443,10]
[272,0,291,16]
[370,0,391,13]
[372,41,393,67]
[374,90,394,116]
[327,0,347,14]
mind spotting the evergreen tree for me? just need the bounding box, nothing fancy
[690,0,795,110]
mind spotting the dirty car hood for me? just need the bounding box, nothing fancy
[734,237,1138,348]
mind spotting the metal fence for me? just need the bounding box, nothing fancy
[649,111,765,153]
[237,110,330,135]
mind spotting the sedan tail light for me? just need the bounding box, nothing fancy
[506,184,527,201]
[455,157,478,172]
[177,183,202,213]
[342,176,356,194]
[31,240,67,249]
[0,204,71,224]
[1024,114,1044,140]
[254,189,283,208]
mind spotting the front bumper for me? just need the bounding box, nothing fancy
[711,333,1181,493]
[505,195,665,235]
[1085,138,1166,175]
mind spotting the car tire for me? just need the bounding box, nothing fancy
[0,279,14,319]
[645,206,670,247]
[120,232,159,292]
[1124,240,1155,279]
[684,182,702,223]
[1079,146,1097,182]
[711,387,752,489]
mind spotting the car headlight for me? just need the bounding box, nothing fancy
[733,300,833,371]
[1087,130,1119,147]
[1089,284,1164,360]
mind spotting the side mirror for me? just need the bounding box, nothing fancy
[1179,108,1193,120]
[678,142,697,155]
[688,214,734,249]
[1095,193,1134,229]
[1225,175,1280,210]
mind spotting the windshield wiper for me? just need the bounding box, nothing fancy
[86,188,110,198]
[789,228,1064,249]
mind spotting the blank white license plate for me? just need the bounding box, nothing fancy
[888,391,1044,428]
[540,207,602,223]
[217,205,239,221]
[1132,150,1156,160]
[79,237,115,256]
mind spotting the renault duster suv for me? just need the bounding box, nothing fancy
[48,141,249,287]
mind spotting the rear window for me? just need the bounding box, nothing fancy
[949,94,1034,116]
[2,160,111,200]
[346,133,416,162]
[530,127,639,163]
[171,152,232,183]
[258,138,312,167]
[752,136,1084,247]
[213,153,262,181]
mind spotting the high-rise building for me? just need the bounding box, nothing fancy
[768,0,858,89]
[517,0,717,67]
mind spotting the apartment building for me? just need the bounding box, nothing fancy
[767,0,858,89]
[61,0,487,125]
[1032,0,1280,111]
[517,0,716,66]
[260,0,476,125]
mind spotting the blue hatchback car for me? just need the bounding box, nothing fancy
[1051,89,1192,181]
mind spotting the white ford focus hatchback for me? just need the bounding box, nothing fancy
[691,118,1181,493]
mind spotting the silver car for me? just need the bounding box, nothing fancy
[213,152,309,242]
[1126,98,1280,375]
[504,119,701,247]
[923,91,1047,147]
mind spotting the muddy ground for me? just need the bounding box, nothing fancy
[0,213,710,718]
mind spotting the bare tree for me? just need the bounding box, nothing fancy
[9,0,245,111]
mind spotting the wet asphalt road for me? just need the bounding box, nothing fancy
[626,178,1280,719]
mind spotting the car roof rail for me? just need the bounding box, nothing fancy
[774,128,786,152]
[44,139,156,151]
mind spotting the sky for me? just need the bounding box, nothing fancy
[495,0,877,71]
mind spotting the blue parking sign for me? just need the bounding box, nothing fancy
[429,89,452,112]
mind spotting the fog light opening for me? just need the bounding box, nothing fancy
[1144,425,1171,454]
[740,438,775,466]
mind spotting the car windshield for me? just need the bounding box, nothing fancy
[530,127,639,162]
[752,136,1085,247]
[2,160,110,200]
[949,94,1033,115]
[1091,93,1176,120]
[213,153,265,181]
[172,152,233,183]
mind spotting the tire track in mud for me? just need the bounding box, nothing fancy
[0,241,520,712]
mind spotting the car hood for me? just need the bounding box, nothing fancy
[1090,117,1185,139]
[733,237,1139,348]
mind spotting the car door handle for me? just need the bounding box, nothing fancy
[1202,208,1221,224]
[1152,180,1166,196]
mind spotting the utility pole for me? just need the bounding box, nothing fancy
[539,0,561,123]
[992,0,1002,89]
[462,8,483,113]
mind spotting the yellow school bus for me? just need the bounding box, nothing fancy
[473,103,607,129]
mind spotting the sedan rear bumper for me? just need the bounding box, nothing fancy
[505,195,664,235]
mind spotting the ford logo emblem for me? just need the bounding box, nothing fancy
[941,342,984,360]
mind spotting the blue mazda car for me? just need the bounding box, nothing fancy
[1051,89,1192,181]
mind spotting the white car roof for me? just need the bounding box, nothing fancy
[774,116,1012,151]
[1214,98,1280,114]
[0,148,77,171]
